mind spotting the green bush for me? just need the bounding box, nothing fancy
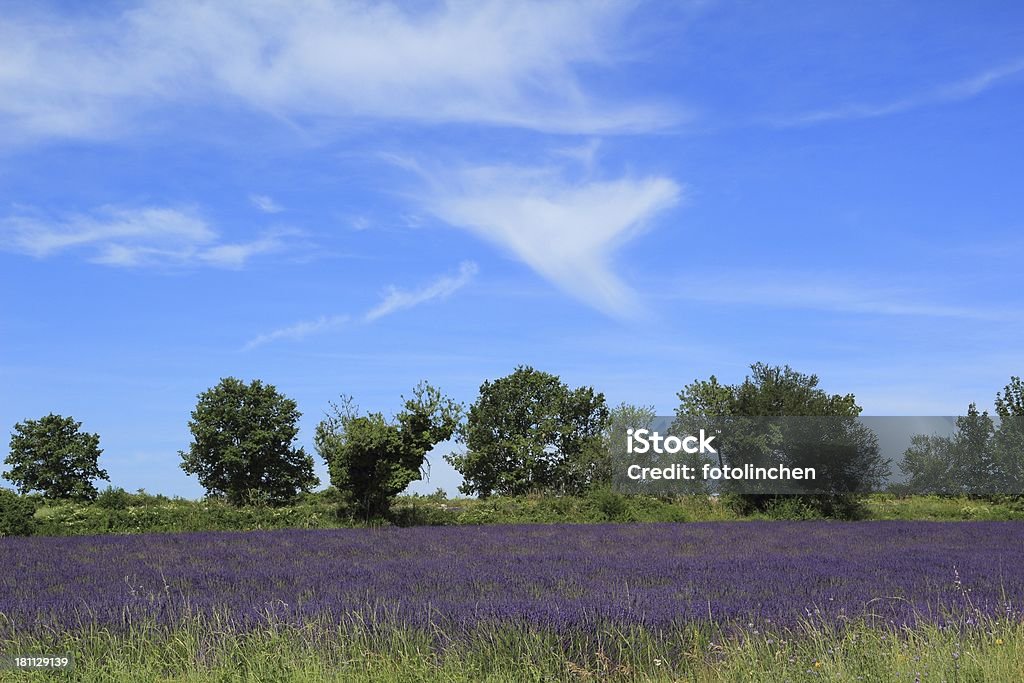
[95,485,132,510]
[0,488,36,536]
[724,493,866,520]
[29,495,347,536]
[390,498,460,527]
[760,496,820,521]
[587,488,628,521]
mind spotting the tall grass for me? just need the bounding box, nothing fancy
[2,613,1022,682]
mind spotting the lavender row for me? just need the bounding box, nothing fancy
[2,522,1021,637]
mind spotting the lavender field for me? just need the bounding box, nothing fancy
[2,521,1022,641]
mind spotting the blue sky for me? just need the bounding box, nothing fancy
[1,1,1022,498]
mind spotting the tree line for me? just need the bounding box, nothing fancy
[898,379,1024,496]
[3,365,1023,523]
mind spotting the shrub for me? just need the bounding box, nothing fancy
[588,487,628,521]
[316,384,460,520]
[761,496,820,520]
[0,488,36,536]
[95,486,132,510]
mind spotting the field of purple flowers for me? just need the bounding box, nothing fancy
[2,521,1022,642]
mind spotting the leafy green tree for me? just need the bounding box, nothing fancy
[3,414,108,500]
[955,405,998,493]
[900,406,996,496]
[677,364,862,417]
[448,366,609,497]
[597,402,703,495]
[994,377,1024,491]
[315,382,460,519]
[903,378,1024,496]
[996,377,1024,417]
[675,363,888,517]
[900,433,958,495]
[598,402,656,488]
[180,378,317,506]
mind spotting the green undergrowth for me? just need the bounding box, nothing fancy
[9,490,1024,538]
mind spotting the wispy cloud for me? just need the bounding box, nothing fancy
[778,58,1024,126]
[0,1,677,144]
[424,163,681,317]
[249,194,283,214]
[1,206,290,269]
[671,274,1022,322]
[243,315,349,351]
[194,235,289,269]
[244,261,478,349]
[365,261,478,322]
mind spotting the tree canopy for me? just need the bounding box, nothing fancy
[675,363,889,513]
[447,366,609,497]
[901,378,1024,496]
[179,377,317,506]
[315,382,460,519]
[996,377,1024,418]
[677,363,862,418]
[3,413,108,501]
[599,402,656,489]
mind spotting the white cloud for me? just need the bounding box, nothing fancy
[2,206,212,256]
[672,275,1022,322]
[244,261,477,349]
[195,235,288,269]
[249,194,283,214]
[779,58,1024,126]
[553,139,603,175]
[425,164,681,317]
[243,314,349,351]
[365,261,478,322]
[1,206,288,269]
[0,1,677,143]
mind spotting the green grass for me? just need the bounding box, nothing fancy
[2,616,1022,681]
[408,493,1024,525]
[862,495,1024,521]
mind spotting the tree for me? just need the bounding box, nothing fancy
[677,364,863,417]
[447,366,609,497]
[996,377,1024,417]
[953,404,998,493]
[3,414,108,500]
[901,405,995,496]
[598,402,656,489]
[315,382,460,519]
[675,363,889,516]
[902,378,1024,496]
[900,432,958,496]
[179,378,317,506]
[993,377,1024,492]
